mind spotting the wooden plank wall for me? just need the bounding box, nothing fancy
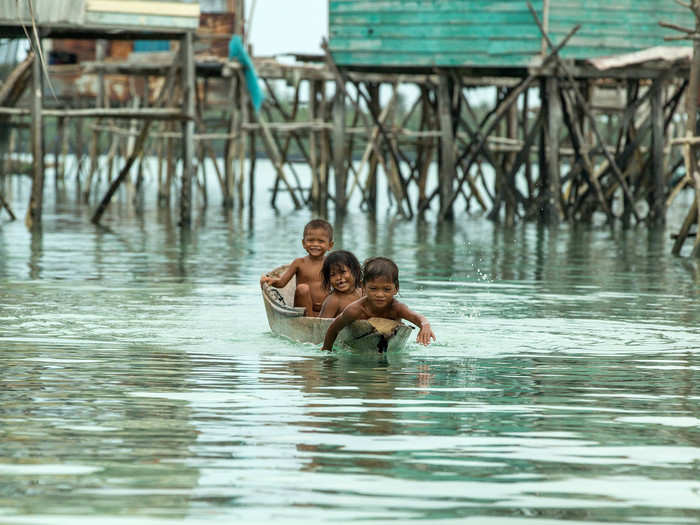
[329,0,688,69]
[551,0,687,59]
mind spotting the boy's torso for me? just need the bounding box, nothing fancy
[356,297,400,321]
[296,257,327,307]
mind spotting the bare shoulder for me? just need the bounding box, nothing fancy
[392,299,416,319]
[342,298,365,319]
[323,293,340,308]
[289,257,306,270]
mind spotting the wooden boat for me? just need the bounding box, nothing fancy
[261,266,413,353]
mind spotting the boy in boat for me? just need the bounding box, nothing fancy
[260,219,333,317]
[322,256,435,350]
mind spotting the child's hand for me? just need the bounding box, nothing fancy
[416,323,436,346]
[260,274,272,286]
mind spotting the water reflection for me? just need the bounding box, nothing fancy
[28,227,43,280]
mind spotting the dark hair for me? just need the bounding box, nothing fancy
[303,219,333,241]
[362,257,399,289]
[322,250,362,291]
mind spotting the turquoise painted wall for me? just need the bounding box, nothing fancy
[328,0,689,69]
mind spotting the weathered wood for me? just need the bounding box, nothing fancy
[333,86,347,213]
[441,23,581,220]
[91,53,180,224]
[650,75,666,223]
[0,107,189,119]
[0,190,16,220]
[26,43,44,230]
[437,72,455,220]
[0,52,33,107]
[257,113,302,209]
[85,39,106,203]
[672,199,698,255]
[527,2,641,222]
[559,85,614,223]
[180,31,196,226]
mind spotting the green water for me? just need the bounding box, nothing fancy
[1,163,699,524]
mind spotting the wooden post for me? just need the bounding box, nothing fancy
[239,71,250,209]
[367,82,380,213]
[85,39,105,203]
[26,50,44,229]
[223,76,236,208]
[333,83,347,214]
[505,94,518,226]
[544,76,562,223]
[309,80,320,212]
[690,4,700,256]
[437,72,455,220]
[320,81,329,216]
[650,75,666,223]
[235,0,245,37]
[180,32,196,226]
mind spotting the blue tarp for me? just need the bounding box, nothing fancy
[228,35,264,114]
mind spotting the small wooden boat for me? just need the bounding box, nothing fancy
[261,266,413,353]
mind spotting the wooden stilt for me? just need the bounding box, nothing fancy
[91,54,179,224]
[180,31,196,226]
[366,82,379,213]
[26,48,44,229]
[222,75,237,208]
[504,94,518,226]
[333,83,347,214]
[239,71,250,209]
[544,76,563,223]
[650,75,666,223]
[85,40,105,203]
[437,72,455,220]
[310,80,320,212]
[0,189,16,220]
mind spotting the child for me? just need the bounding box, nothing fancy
[322,256,435,350]
[260,219,333,317]
[318,250,363,318]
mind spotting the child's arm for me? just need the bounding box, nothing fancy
[321,304,360,350]
[395,302,436,346]
[260,259,299,288]
[318,295,338,318]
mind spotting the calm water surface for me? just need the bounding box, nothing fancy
[1,163,699,524]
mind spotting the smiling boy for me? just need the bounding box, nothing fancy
[260,219,334,317]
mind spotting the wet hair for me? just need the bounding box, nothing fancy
[362,257,399,289]
[321,250,362,291]
[303,219,333,241]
